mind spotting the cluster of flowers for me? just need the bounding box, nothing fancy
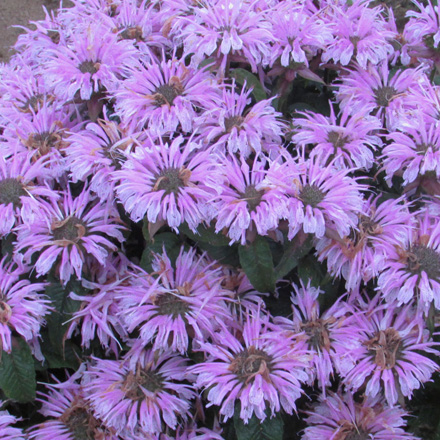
[1,0,440,438]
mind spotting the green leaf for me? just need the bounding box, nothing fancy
[1,233,15,262]
[274,232,313,280]
[140,232,182,272]
[239,236,275,293]
[234,409,284,440]
[230,68,267,102]
[0,338,36,402]
[198,242,240,267]
[180,223,230,247]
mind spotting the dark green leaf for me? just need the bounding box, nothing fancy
[234,408,284,440]
[140,232,182,272]
[198,242,240,267]
[180,223,231,247]
[0,338,36,402]
[230,68,267,102]
[274,232,313,280]
[239,236,275,293]
[1,233,15,262]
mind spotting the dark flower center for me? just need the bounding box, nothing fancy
[19,94,45,113]
[299,184,324,207]
[119,26,143,41]
[350,214,382,246]
[374,86,397,108]
[0,300,12,324]
[52,216,87,242]
[224,115,244,133]
[301,319,333,351]
[154,82,183,107]
[154,292,189,318]
[26,131,63,157]
[327,131,350,149]
[240,185,264,212]
[229,346,272,383]
[123,368,164,400]
[343,429,370,440]
[154,167,191,195]
[78,61,100,74]
[62,407,95,440]
[0,178,27,207]
[407,244,440,279]
[365,328,402,369]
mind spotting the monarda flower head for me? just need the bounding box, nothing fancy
[28,367,118,440]
[342,295,439,406]
[316,196,414,291]
[0,260,49,356]
[267,154,365,240]
[195,83,285,158]
[0,402,25,440]
[175,0,273,74]
[113,55,219,134]
[302,392,419,440]
[118,247,231,355]
[82,350,195,437]
[15,186,125,285]
[0,151,58,237]
[190,312,310,423]
[377,210,440,314]
[274,281,363,394]
[209,155,289,245]
[115,135,217,232]
[292,103,382,171]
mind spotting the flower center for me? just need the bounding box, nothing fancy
[301,319,332,351]
[327,131,350,149]
[240,185,264,212]
[299,184,324,207]
[62,407,95,440]
[0,178,27,207]
[342,429,370,440]
[154,292,189,318]
[407,244,440,279]
[123,368,164,400]
[19,94,45,113]
[26,131,63,157]
[119,26,143,41]
[78,61,100,74]
[224,115,244,133]
[51,216,87,242]
[374,86,397,108]
[365,328,402,370]
[229,346,272,383]
[0,300,12,324]
[153,167,191,195]
[154,82,183,107]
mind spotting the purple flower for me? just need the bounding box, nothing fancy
[292,103,382,170]
[302,392,419,440]
[113,55,219,134]
[0,152,58,236]
[195,84,285,158]
[0,402,24,440]
[321,1,396,69]
[382,117,440,186]
[316,196,414,290]
[342,295,439,406]
[0,260,49,355]
[190,312,310,423]
[377,210,440,314]
[28,367,118,440]
[275,281,363,393]
[44,22,137,101]
[209,155,289,245]
[175,0,273,73]
[15,186,125,285]
[115,136,217,232]
[82,350,195,436]
[267,155,365,240]
[65,117,140,201]
[118,247,231,355]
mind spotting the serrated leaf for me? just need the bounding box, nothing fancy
[239,236,275,293]
[0,338,36,402]
[234,409,284,440]
[140,232,182,272]
[230,68,267,102]
[274,232,313,280]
